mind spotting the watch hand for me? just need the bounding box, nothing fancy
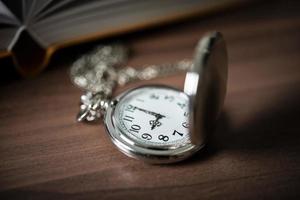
[133,106,165,118]
[132,106,165,130]
[150,115,163,130]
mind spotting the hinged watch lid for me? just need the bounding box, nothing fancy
[184,32,228,146]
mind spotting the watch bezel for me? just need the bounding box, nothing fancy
[104,85,204,164]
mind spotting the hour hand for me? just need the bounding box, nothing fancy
[133,106,165,130]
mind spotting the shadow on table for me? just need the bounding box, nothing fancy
[225,92,297,158]
[172,82,300,166]
[215,91,300,151]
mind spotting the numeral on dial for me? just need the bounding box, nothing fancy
[182,122,189,128]
[123,115,134,122]
[129,124,141,133]
[125,104,135,112]
[164,95,174,102]
[177,102,186,109]
[142,133,152,140]
[172,130,184,137]
[184,111,189,117]
[158,134,169,142]
[150,94,159,99]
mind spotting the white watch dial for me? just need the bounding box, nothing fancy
[113,86,191,148]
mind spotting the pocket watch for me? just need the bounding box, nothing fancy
[70,31,228,164]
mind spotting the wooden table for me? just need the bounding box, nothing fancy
[1,1,299,199]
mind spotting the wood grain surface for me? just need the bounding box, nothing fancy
[0,0,300,199]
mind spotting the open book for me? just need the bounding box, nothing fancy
[0,0,240,76]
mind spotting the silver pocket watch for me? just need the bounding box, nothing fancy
[70,32,228,164]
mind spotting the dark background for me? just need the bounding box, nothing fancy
[0,0,300,199]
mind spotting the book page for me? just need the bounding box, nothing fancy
[0,1,20,25]
[30,0,239,47]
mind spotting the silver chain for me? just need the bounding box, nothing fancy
[70,44,192,122]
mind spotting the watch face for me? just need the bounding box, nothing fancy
[113,86,191,148]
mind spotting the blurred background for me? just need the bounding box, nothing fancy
[0,0,299,199]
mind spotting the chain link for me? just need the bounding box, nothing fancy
[117,59,192,86]
[70,44,192,122]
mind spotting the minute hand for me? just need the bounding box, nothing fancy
[133,106,165,118]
